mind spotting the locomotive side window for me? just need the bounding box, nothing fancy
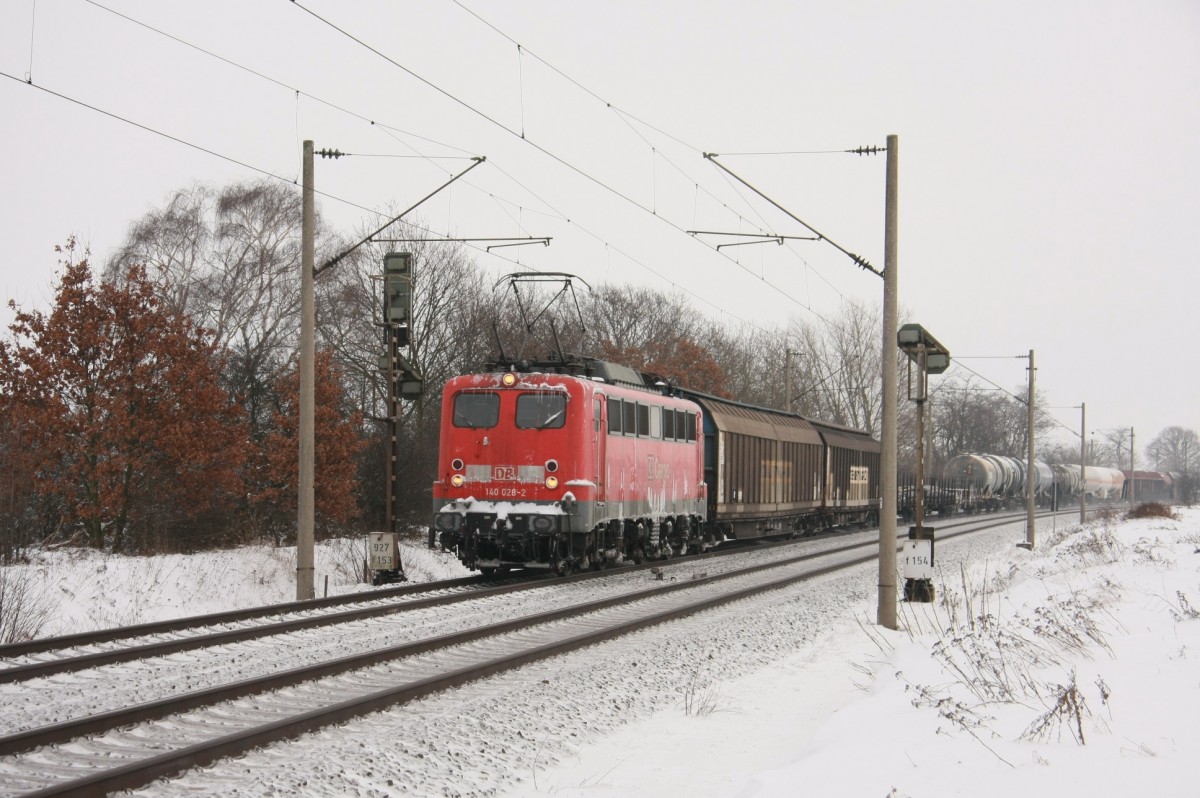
[637,403,650,436]
[662,406,675,440]
[453,392,500,428]
[623,401,636,437]
[608,397,622,434]
[684,411,697,442]
[649,404,661,438]
[516,393,566,429]
[593,398,602,432]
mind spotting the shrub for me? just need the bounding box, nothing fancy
[1127,502,1176,520]
[0,566,55,643]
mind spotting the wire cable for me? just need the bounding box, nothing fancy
[289,1,852,326]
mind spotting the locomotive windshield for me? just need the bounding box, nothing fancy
[452,392,500,428]
[515,393,566,429]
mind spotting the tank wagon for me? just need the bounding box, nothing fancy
[944,454,1123,509]
[433,358,881,575]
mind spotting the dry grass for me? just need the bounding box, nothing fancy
[884,534,1136,760]
[0,566,56,644]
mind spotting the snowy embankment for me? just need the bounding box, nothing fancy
[534,508,1199,798]
[0,534,469,641]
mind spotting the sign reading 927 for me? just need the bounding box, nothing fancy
[368,532,399,570]
[902,539,934,580]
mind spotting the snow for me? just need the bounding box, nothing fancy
[1,536,470,637]
[1,509,1197,797]
[531,510,1199,798]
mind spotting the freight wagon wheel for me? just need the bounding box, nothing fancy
[480,567,497,578]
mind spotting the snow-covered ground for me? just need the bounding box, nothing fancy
[532,508,1199,798]
[1,509,1195,797]
[0,534,470,640]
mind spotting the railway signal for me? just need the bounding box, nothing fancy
[373,252,424,586]
[898,324,950,603]
[383,252,413,325]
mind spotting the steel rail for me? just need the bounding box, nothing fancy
[0,575,487,658]
[0,507,1081,685]
[0,532,882,756]
[12,513,1036,797]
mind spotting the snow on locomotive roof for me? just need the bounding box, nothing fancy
[482,356,650,390]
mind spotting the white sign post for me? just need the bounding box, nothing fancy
[367,532,400,577]
[902,538,934,581]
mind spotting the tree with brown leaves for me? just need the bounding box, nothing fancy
[251,349,365,540]
[0,241,245,551]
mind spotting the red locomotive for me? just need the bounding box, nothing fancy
[432,360,707,575]
[433,356,881,575]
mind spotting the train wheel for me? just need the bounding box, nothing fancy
[480,567,497,578]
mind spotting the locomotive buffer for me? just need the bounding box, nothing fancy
[898,324,949,603]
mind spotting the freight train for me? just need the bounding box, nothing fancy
[940,453,1182,509]
[432,357,881,575]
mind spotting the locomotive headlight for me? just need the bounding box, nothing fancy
[545,475,559,490]
[450,474,465,487]
[502,372,518,387]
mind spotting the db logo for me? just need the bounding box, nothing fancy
[493,465,517,481]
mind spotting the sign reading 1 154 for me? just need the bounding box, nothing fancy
[902,539,933,580]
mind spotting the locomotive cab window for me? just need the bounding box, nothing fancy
[623,400,636,437]
[608,397,622,434]
[453,392,500,428]
[637,403,650,436]
[516,393,567,429]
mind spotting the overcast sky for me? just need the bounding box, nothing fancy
[2,0,1197,453]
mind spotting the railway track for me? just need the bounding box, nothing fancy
[0,509,1073,797]
[0,506,1049,684]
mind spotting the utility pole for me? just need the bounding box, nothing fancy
[878,134,899,630]
[298,140,316,600]
[1024,349,1035,549]
[784,348,794,413]
[1130,427,1136,506]
[1079,402,1086,524]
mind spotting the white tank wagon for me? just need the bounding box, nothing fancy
[1030,461,1055,497]
[943,454,1002,494]
[984,455,1022,494]
[1052,463,1083,497]
[1084,466,1125,500]
[943,453,1056,508]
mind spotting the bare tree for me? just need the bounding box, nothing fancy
[315,222,500,522]
[928,376,1055,465]
[1146,426,1199,473]
[782,300,884,434]
[106,184,211,316]
[108,180,329,436]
